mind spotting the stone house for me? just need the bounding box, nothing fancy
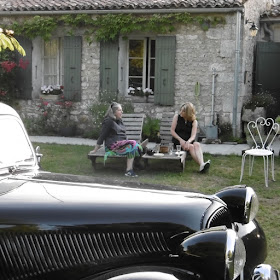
[0,0,273,137]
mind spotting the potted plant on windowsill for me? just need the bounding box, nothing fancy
[41,85,64,96]
[143,88,153,102]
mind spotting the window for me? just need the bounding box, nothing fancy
[42,38,64,86]
[128,38,155,93]
[100,36,175,105]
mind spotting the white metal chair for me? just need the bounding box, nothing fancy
[240,117,279,187]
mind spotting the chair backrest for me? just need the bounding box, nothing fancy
[247,117,279,149]
[160,112,175,146]
[122,113,145,142]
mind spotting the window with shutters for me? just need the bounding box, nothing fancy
[42,38,64,86]
[40,36,81,101]
[100,35,175,105]
[128,38,155,94]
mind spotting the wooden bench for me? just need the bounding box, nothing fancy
[142,112,187,172]
[87,113,145,169]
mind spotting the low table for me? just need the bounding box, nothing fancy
[142,151,187,172]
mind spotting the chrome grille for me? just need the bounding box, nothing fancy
[207,207,232,228]
[0,231,170,280]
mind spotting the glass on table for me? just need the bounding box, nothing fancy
[168,143,174,155]
[155,144,160,154]
[176,145,181,156]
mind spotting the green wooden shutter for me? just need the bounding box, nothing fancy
[154,36,176,106]
[63,36,82,101]
[15,36,32,100]
[100,40,118,95]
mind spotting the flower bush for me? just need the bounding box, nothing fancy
[243,91,275,110]
[0,28,27,105]
[0,52,30,104]
[35,95,75,135]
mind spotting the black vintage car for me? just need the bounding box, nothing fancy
[0,102,278,280]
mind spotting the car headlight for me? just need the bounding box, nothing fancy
[215,185,259,224]
[252,264,280,280]
[179,226,246,280]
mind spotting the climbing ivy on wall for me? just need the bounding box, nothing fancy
[9,13,225,42]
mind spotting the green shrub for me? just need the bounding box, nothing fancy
[243,91,275,110]
[89,91,134,139]
[142,116,160,142]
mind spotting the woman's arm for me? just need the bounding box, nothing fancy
[188,119,198,143]
[91,118,113,153]
[170,114,186,147]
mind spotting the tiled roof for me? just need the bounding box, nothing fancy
[261,4,280,18]
[0,0,245,12]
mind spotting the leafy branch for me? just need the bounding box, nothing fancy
[9,13,225,42]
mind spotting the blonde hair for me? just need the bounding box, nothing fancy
[180,102,196,121]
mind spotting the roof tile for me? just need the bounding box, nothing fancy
[262,4,280,17]
[0,0,245,12]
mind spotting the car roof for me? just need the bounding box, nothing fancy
[0,102,21,118]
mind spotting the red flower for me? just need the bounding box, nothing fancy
[0,90,7,96]
[64,101,73,108]
[43,111,48,116]
[19,59,29,70]
[1,61,17,72]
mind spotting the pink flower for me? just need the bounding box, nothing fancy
[64,101,73,108]
[19,59,29,70]
[1,61,17,72]
[43,111,48,116]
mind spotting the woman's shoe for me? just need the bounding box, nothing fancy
[200,160,211,173]
[125,169,138,177]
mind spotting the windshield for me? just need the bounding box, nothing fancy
[0,117,35,168]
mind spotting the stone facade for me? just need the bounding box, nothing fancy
[0,0,272,137]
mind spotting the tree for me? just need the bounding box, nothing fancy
[0,28,25,55]
[0,28,27,104]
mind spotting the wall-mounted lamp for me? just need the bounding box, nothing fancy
[245,19,259,37]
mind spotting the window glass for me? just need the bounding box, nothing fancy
[128,38,155,94]
[0,118,34,165]
[43,38,63,86]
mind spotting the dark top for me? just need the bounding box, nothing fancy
[172,114,193,146]
[97,117,127,148]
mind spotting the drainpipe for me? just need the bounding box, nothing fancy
[232,11,242,138]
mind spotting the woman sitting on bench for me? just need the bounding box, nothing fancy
[90,102,143,177]
[171,102,210,173]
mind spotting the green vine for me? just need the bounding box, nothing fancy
[9,13,225,42]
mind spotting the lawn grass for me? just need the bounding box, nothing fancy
[34,142,280,271]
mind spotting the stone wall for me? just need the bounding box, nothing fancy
[1,2,269,138]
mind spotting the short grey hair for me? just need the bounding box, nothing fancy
[105,102,122,119]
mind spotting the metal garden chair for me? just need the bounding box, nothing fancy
[240,117,279,187]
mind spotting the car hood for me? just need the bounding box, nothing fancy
[0,172,215,233]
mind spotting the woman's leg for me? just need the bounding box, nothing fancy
[187,143,203,166]
[186,142,210,172]
[126,157,134,171]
